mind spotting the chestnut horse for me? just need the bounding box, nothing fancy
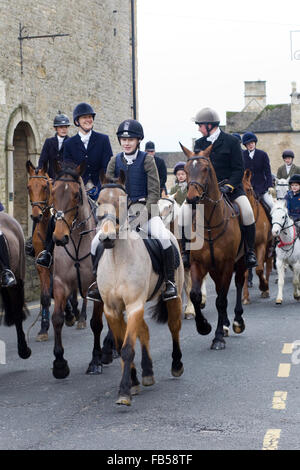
[0,212,31,360]
[50,161,112,379]
[96,173,184,406]
[180,144,247,350]
[26,161,87,341]
[242,169,273,304]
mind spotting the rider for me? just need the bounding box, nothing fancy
[169,162,188,206]
[277,149,300,179]
[285,174,300,225]
[25,112,71,257]
[88,119,178,302]
[145,141,168,196]
[0,231,17,287]
[242,132,274,212]
[36,102,113,268]
[190,107,258,269]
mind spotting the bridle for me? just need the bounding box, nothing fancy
[97,183,128,230]
[28,173,52,215]
[52,173,83,232]
[271,206,296,251]
[186,156,222,205]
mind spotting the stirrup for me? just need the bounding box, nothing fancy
[245,252,258,268]
[0,269,17,288]
[86,282,102,303]
[162,281,178,301]
[36,250,52,268]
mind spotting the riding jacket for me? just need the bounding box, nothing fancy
[194,130,245,199]
[38,134,69,179]
[285,190,300,221]
[106,150,160,215]
[63,130,113,187]
[242,148,273,196]
[277,163,300,180]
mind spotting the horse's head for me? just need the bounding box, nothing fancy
[52,161,85,246]
[271,199,289,237]
[179,143,213,204]
[242,169,255,199]
[96,170,127,249]
[26,160,52,223]
[275,178,289,200]
[158,195,179,227]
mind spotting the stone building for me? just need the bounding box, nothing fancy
[0,0,137,237]
[226,81,300,173]
[0,0,137,300]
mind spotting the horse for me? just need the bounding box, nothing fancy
[271,199,300,304]
[0,212,31,361]
[96,172,184,406]
[275,178,289,200]
[157,195,206,316]
[26,161,87,341]
[242,169,273,304]
[50,161,113,379]
[180,143,247,350]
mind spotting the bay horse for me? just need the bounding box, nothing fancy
[242,169,273,304]
[50,161,112,379]
[26,161,87,341]
[180,144,247,350]
[96,172,184,406]
[271,200,300,304]
[0,212,31,360]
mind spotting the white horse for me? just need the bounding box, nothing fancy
[271,200,300,304]
[157,196,207,317]
[275,178,289,200]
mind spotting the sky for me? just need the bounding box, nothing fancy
[136,0,300,152]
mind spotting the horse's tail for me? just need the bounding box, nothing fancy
[0,279,29,327]
[151,296,169,324]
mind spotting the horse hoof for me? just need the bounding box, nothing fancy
[131,385,140,396]
[211,339,226,350]
[261,291,270,299]
[243,299,250,305]
[233,321,245,334]
[52,360,70,379]
[276,299,282,305]
[36,332,48,342]
[142,376,155,386]
[223,326,230,337]
[200,302,206,309]
[112,349,120,359]
[116,396,131,406]
[65,317,76,327]
[294,295,300,301]
[196,320,212,336]
[76,320,87,330]
[18,347,31,360]
[172,365,184,378]
[184,313,195,320]
[86,363,103,375]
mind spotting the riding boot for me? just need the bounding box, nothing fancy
[181,232,190,269]
[0,232,17,287]
[36,216,55,268]
[243,223,258,268]
[25,220,37,257]
[86,243,105,302]
[162,246,178,301]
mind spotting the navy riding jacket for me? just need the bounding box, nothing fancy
[243,148,273,196]
[285,190,300,221]
[38,135,69,179]
[63,131,113,187]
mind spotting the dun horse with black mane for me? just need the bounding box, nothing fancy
[180,144,247,350]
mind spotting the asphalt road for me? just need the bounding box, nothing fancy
[1,268,300,451]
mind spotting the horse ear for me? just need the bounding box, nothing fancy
[42,160,48,174]
[118,169,126,186]
[77,160,86,177]
[202,144,213,159]
[54,159,62,176]
[26,160,35,175]
[243,169,252,182]
[179,142,194,159]
[99,168,110,186]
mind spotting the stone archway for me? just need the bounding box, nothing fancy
[5,105,40,236]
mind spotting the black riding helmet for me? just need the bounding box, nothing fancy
[53,112,70,127]
[289,174,300,184]
[116,119,144,143]
[282,149,295,159]
[73,103,96,126]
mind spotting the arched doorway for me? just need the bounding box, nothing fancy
[12,122,34,234]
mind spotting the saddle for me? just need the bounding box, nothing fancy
[257,195,273,226]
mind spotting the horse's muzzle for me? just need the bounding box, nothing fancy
[102,238,115,249]
[31,213,43,223]
[53,234,69,246]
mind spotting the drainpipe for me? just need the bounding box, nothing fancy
[131,0,137,119]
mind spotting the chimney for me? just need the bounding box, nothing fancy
[243,81,266,112]
[291,82,300,131]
